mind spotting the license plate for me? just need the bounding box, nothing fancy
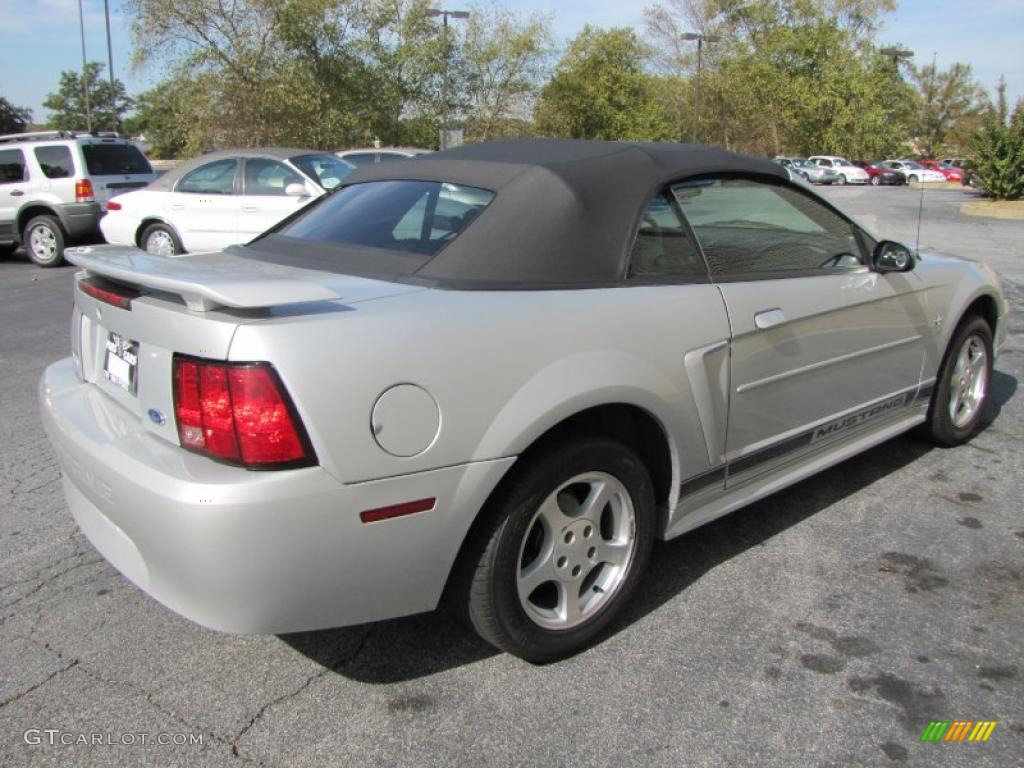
[103,332,138,395]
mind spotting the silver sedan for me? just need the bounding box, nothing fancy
[41,140,1007,662]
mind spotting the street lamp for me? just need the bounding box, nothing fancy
[681,32,720,144]
[77,0,92,132]
[425,8,470,150]
[879,47,913,69]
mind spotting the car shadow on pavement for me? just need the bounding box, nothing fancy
[280,370,1017,682]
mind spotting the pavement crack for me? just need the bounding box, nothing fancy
[0,658,79,710]
[230,626,375,763]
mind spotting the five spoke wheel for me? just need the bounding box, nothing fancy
[516,472,636,630]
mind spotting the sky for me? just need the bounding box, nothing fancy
[1,0,1021,126]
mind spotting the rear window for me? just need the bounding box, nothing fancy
[274,180,493,256]
[82,143,152,175]
[34,146,74,178]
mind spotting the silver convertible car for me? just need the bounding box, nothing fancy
[41,140,1006,662]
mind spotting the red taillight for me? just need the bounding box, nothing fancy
[172,357,312,469]
[75,179,94,203]
[106,200,122,211]
[78,276,137,310]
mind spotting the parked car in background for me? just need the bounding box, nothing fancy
[43,139,1006,662]
[919,160,964,183]
[941,157,967,169]
[878,160,946,184]
[852,161,905,186]
[100,148,355,255]
[0,130,155,266]
[806,155,870,185]
[335,147,432,167]
[773,156,838,184]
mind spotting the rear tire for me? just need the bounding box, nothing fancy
[922,315,993,447]
[23,215,66,267]
[140,223,183,256]
[457,433,655,663]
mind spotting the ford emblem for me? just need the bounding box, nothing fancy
[147,408,166,426]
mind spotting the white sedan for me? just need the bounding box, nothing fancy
[806,156,870,185]
[100,149,355,255]
[879,160,947,184]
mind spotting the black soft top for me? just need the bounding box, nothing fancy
[336,139,788,286]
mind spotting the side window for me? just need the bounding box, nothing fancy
[0,149,26,184]
[177,159,238,195]
[243,159,303,196]
[628,194,706,279]
[671,177,865,276]
[34,146,74,179]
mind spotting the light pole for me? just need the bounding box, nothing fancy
[103,0,118,132]
[681,32,720,144]
[77,0,92,133]
[425,8,470,150]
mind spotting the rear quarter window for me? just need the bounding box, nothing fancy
[82,143,153,175]
[34,146,75,178]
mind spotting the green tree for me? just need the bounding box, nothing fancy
[911,62,987,157]
[0,97,32,134]
[970,78,1024,200]
[43,62,133,132]
[120,81,190,158]
[534,27,674,141]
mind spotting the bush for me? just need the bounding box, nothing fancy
[969,82,1024,200]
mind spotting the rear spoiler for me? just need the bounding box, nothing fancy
[65,246,344,312]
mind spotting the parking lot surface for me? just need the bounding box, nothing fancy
[1,185,1021,767]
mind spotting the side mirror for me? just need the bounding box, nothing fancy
[873,240,914,273]
[285,182,309,197]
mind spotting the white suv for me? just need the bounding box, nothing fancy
[806,155,870,185]
[0,131,155,266]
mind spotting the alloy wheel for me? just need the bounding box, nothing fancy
[948,334,988,429]
[516,471,637,631]
[29,224,58,262]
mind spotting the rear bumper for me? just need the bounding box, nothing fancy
[98,211,139,246]
[58,202,104,239]
[40,358,514,634]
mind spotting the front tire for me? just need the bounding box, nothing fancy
[923,316,993,447]
[140,223,183,256]
[870,175,880,186]
[23,215,66,267]
[459,434,655,663]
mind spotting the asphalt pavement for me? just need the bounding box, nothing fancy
[0,185,1021,767]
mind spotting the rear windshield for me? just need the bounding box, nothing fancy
[82,143,152,175]
[271,180,493,257]
[290,153,354,190]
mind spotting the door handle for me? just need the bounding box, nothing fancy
[241,206,258,213]
[170,204,184,210]
[754,308,787,330]
[10,189,24,196]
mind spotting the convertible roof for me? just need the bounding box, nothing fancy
[147,147,323,191]
[339,139,788,287]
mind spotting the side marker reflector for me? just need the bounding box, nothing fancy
[360,498,436,524]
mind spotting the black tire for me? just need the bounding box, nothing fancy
[457,433,655,663]
[922,315,993,447]
[870,175,880,186]
[140,223,183,256]
[909,174,919,184]
[23,215,66,267]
